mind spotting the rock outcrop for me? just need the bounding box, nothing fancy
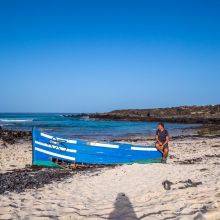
[0,127,31,144]
[88,105,220,124]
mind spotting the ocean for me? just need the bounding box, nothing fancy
[0,113,196,141]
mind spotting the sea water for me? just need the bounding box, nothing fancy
[0,113,197,141]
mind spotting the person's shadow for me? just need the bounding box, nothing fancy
[108,193,138,220]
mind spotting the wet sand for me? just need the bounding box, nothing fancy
[0,137,220,219]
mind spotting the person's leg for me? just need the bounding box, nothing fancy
[155,142,163,153]
[163,147,169,159]
[163,144,169,160]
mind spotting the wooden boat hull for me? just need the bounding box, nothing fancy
[32,129,161,167]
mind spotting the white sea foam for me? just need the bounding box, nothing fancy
[0,119,33,123]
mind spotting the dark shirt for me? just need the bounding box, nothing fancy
[156,129,169,143]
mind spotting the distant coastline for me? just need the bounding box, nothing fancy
[64,104,220,124]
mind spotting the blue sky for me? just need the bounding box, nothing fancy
[0,0,219,113]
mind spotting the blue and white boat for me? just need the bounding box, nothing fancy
[32,128,161,167]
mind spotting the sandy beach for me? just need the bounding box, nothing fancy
[0,134,220,220]
[1,0,220,218]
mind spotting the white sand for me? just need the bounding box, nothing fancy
[0,140,32,173]
[0,137,220,219]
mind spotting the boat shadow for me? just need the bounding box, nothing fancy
[108,193,138,220]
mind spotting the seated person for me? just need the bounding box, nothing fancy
[155,122,169,163]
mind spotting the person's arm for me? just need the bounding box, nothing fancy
[156,133,162,145]
[162,133,169,146]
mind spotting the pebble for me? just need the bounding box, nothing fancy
[162,180,173,190]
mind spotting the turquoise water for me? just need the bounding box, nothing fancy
[0,113,196,141]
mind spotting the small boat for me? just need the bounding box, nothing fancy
[32,128,161,167]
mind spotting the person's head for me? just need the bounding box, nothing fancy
[157,122,165,131]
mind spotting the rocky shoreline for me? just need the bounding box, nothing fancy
[90,114,220,124]
[1,123,220,147]
[0,127,31,145]
[64,104,220,124]
[88,104,220,124]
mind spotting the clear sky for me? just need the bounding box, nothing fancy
[0,0,219,113]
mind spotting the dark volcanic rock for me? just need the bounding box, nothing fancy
[175,157,203,164]
[62,113,89,118]
[0,165,108,194]
[0,168,72,194]
[197,124,220,136]
[200,168,208,172]
[205,154,220,158]
[88,104,220,124]
[162,180,173,190]
[212,145,220,148]
[0,127,31,145]
[178,179,202,189]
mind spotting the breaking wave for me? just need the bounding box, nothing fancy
[0,119,33,123]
